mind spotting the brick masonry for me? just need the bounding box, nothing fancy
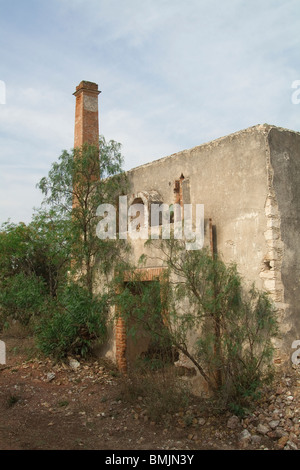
[72,80,101,208]
[115,267,167,373]
[73,80,101,148]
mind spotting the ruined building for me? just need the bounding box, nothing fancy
[73,80,300,376]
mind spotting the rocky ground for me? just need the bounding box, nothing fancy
[228,372,300,450]
[0,335,299,452]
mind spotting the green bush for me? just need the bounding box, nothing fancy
[0,272,47,327]
[121,242,278,415]
[35,282,108,359]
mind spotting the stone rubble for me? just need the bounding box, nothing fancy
[231,365,300,450]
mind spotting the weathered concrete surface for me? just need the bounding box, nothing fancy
[127,124,270,286]
[123,123,300,362]
[268,127,300,358]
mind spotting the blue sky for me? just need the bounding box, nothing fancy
[0,0,299,224]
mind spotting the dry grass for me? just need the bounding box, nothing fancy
[119,365,192,422]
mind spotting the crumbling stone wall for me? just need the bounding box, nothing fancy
[124,124,300,365]
[115,267,167,373]
[267,127,300,362]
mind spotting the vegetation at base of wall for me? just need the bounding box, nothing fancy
[114,241,279,414]
[35,282,109,359]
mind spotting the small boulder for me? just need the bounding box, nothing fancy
[257,423,269,435]
[46,372,56,382]
[227,415,241,429]
[69,358,80,370]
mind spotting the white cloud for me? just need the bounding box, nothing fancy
[0,0,300,224]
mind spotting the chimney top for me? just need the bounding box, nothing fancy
[73,81,101,96]
[73,80,100,149]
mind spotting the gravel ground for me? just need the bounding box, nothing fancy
[0,335,299,452]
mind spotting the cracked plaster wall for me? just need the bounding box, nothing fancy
[97,124,300,366]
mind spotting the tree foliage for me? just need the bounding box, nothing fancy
[37,136,129,293]
[0,211,70,296]
[0,136,128,359]
[35,281,109,359]
[0,212,70,329]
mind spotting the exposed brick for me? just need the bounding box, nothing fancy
[115,267,167,373]
[72,80,101,208]
[73,80,101,149]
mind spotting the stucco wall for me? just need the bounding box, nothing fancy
[268,127,300,356]
[127,124,271,287]
[100,123,300,367]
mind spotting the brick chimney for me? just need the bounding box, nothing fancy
[73,80,101,148]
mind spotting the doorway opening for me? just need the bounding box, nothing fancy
[115,267,177,372]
